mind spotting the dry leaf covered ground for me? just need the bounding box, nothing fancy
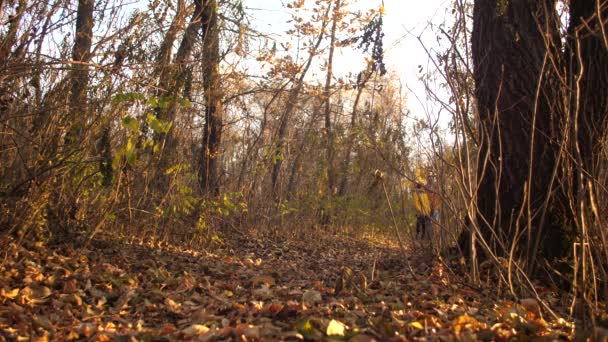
[0,229,576,341]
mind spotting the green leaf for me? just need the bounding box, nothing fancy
[148,97,158,108]
[121,115,139,132]
[112,92,145,104]
[180,98,192,107]
[146,113,173,134]
[158,96,170,110]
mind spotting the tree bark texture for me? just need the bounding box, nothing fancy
[471,0,564,258]
[69,0,95,140]
[153,0,204,192]
[323,0,340,197]
[199,0,223,195]
[566,0,608,175]
[0,0,26,119]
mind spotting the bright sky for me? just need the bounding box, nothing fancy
[244,0,453,128]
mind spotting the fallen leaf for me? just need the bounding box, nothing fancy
[182,324,210,337]
[252,275,276,287]
[0,288,20,299]
[235,323,260,339]
[282,330,304,340]
[262,302,285,317]
[32,315,54,332]
[409,321,424,330]
[252,284,273,299]
[348,334,378,342]
[452,315,481,334]
[159,323,177,335]
[327,319,347,336]
[113,289,135,311]
[521,298,541,319]
[302,289,322,304]
[295,317,322,340]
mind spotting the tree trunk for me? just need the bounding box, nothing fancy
[155,0,203,139]
[155,0,187,84]
[566,0,608,176]
[199,0,223,195]
[68,0,94,141]
[564,0,608,313]
[153,0,204,192]
[471,0,564,260]
[323,0,340,197]
[0,0,26,66]
[0,0,26,120]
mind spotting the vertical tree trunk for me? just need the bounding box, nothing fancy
[471,0,563,259]
[68,0,95,140]
[153,0,204,192]
[564,0,608,315]
[0,0,26,66]
[566,0,608,176]
[199,0,223,195]
[0,0,26,120]
[323,0,340,197]
[155,0,187,84]
[155,0,203,141]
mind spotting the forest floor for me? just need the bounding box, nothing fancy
[0,227,578,341]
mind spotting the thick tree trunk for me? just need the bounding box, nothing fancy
[567,0,608,175]
[199,0,223,195]
[471,0,564,260]
[68,0,94,140]
[564,0,608,309]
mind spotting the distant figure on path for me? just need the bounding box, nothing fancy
[412,170,440,239]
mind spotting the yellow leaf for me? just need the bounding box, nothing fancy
[326,319,346,336]
[1,288,19,299]
[409,321,424,330]
[453,315,480,334]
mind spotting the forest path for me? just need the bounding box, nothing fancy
[0,229,572,341]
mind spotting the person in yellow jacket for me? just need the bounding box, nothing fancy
[411,170,440,239]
